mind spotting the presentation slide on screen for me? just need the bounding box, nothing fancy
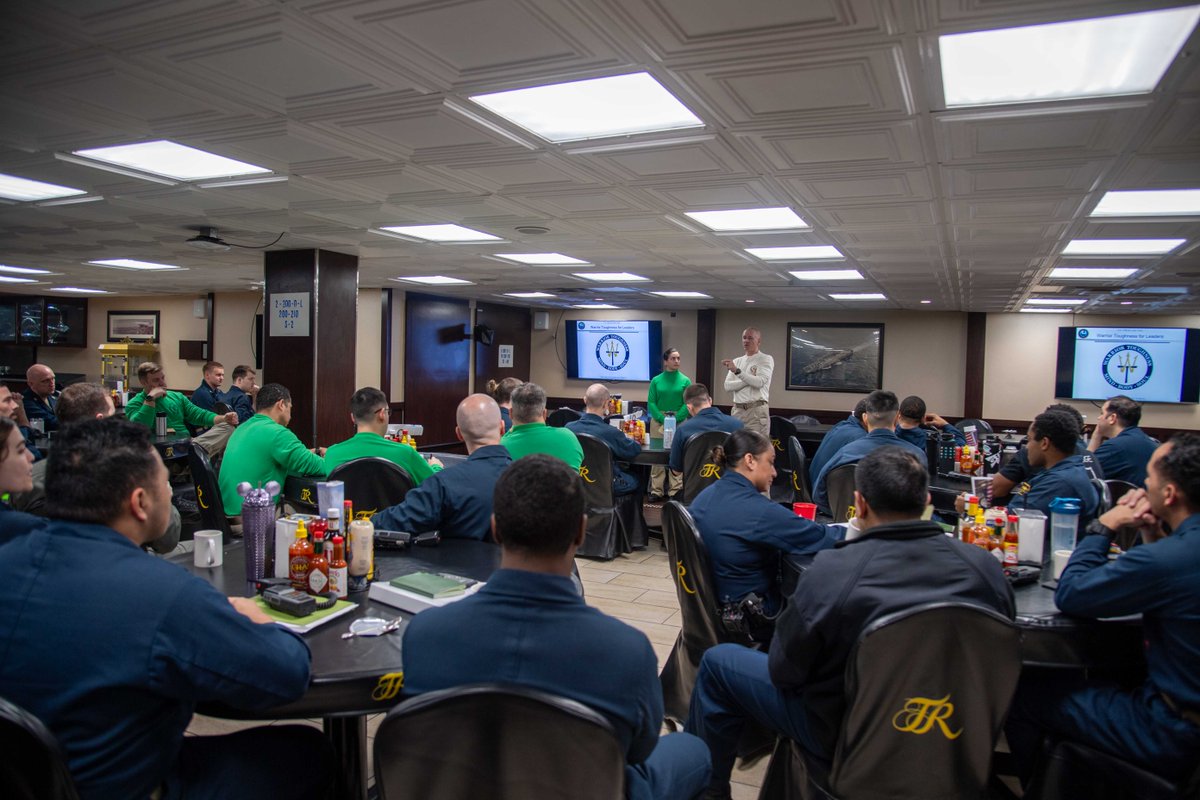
[572,320,654,381]
[1071,327,1187,402]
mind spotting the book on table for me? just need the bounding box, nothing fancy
[369,572,484,614]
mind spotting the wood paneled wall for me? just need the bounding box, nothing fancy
[474,301,531,395]
[404,293,471,446]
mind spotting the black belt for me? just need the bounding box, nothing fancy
[734,400,767,410]
[1161,692,1200,727]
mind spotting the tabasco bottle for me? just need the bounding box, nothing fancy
[288,520,313,591]
[329,534,348,600]
[1003,515,1020,566]
[307,531,330,596]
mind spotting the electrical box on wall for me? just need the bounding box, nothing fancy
[532,311,549,331]
[193,299,207,319]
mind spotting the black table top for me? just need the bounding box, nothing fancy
[176,538,500,719]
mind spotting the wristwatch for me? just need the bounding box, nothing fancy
[734,368,742,375]
[1084,519,1115,541]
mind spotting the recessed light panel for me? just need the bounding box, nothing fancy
[72,140,270,181]
[0,276,37,284]
[0,174,86,202]
[830,293,886,300]
[1026,297,1087,305]
[492,253,589,266]
[572,303,618,309]
[684,207,808,232]
[1049,267,1138,279]
[1020,308,1073,313]
[504,292,556,298]
[49,287,108,294]
[650,291,711,298]
[0,265,51,275]
[390,276,473,285]
[87,259,183,271]
[380,224,501,242]
[469,72,703,143]
[789,269,863,281]
[1062,239,1184,256]
[746,246,844,261]
[940,6,1200,107]
[573,272,650,282]
[1091,189,1200,217]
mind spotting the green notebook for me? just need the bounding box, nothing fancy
[390,571,468,599]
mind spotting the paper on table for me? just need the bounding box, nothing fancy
[252,597,357,634]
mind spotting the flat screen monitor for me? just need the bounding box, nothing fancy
[1054,326,1200,403]
[565,319,663,382]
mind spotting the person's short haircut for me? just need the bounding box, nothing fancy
[583,383,610,410]
[492,454,584,555]
[231,365,255,381]
[863,390,900,427]
[45,418,160,526]
[56,383,111,424]
[856,446,928,516]
[852,397,868,418]
[1159,432,1200,509]
[1031,410,1079,455]
[1045,403,1086,435]
[0,417,17,462]
[256,383,291,411]
[486,377,523,404]
[350,387,388,422]
[684,384,711,405]
[899,395,926,422]
[510,382,547,423]
[662,347,679,362]
[137,362,163,381]
[712,428,770,469]
[202,361,224,375]
[457,394,502,444]
[1106,395,1142,428]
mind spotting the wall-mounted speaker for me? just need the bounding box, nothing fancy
[532,311,549,330]
[474,324,496,345]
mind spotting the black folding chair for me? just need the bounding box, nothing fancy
[574,433,646,559]
[824,463,858,523]
[1026,738,1200,800]
[374,683,624,800]
[789,437,813,504]
[187,444,233,538]
[679,430,730,506]
[546,407,582,428]
[759,602,1021,800]
[769,417,799,505]
[328,457,414,520]
[1103,479,1143,549]
[0,696,80,800]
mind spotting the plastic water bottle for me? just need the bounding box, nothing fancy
[663,412,676,448]
[1048,497,1081,554]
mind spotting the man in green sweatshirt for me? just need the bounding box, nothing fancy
[219,383,327,516]
[647,347,690,501]
[126,362,238,457]
[324,387,441,482]
[501,382,583,471]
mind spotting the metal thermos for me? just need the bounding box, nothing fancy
[238,480,280,585]
[981,435,1002,476]
[154,411,167,437]
[925,430,940,475]
[937,431,956,475]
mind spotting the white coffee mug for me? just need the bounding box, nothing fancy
[194,530,224,568]
[1052,548,1073,580]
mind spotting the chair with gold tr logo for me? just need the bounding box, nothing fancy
[757,601,1020,799]
[574,432,646,560]
[679,430,731,506]
[187,444,233,538]
[328,457,414,520]
[824,463,859,523]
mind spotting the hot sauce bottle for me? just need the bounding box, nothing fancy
[329,535,348,600]
[288,520,313,591]
[307,531,330,596]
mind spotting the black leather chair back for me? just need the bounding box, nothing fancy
[547,407,581,428]
[680,430,730,505]
[374,683,624,800]
[824,463,858,523]
[769,418,799,504]
[659,501,752,723]
[575,433,627,560]
[327,457,414,520]
[187,444,233,537]
[0,696,80,800]
[829,603,1020,798]
[1026,738,1199,800]
[789,437,813,504]
[790,414,821,427]
[956,418,993,439]
[1103,479,1143,550]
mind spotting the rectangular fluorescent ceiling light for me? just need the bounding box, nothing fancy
[0,174,86,201]
[1026,297,1087,305]
[391,275,473,285]
[790,269,863,281]
[49,287,108,294]
[650,291,711,298]
[87,259,183,271]
[0,265,51,275]
[1049,267,1138,279]
[685,207,808,232]
[504,291,556,298]
[493,253,588,266]
[830,293,886,300]
[1062,239,1185,255]
[72,140,270,181]
[469,72,703,143]
[0,276,37,284]
[746,246,844,261]
[572,304,618,309]
[1091,189,1200,217]
[573,272,649,282]
[939,5,1200,107]
[380,224,501,242]
[1020,308,1073,313]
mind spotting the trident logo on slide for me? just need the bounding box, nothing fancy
[1102,345,1153,391]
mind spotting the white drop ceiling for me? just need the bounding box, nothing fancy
[0,0,1198,314]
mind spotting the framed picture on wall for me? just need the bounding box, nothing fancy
[786,322,883,393]
[107,310,160,343]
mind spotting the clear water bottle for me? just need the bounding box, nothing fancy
[663,412,676,448]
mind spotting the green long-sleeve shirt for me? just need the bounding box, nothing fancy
[647,370,691,425]
[219,413,327,514]
[323,431,437,484]
[501,422,584,471]
[125,390,217,433]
